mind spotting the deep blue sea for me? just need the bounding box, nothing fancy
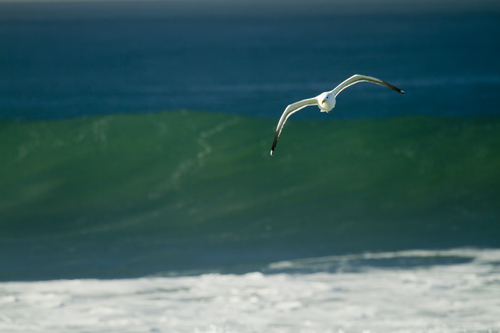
[1,5,499,120]
[1,2,500,331]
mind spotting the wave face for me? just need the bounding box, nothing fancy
[0,111,499,280]
[0,249,499,333]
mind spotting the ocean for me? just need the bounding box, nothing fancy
[1,249,499,332]
[1,1,500,332]
[1,5,499,120]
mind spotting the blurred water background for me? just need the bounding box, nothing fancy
[0,1,499,331]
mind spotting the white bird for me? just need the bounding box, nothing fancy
[270,74,405,156]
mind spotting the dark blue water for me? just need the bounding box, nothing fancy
[1,2,500,281]
[1,6,499,120]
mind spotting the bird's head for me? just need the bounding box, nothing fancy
[318,92,336,113]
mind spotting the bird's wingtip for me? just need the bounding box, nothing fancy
[270,150,274,156]
[401,90,406,95]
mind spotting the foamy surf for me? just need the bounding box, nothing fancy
[0,249,499,333]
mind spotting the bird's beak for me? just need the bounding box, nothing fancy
[321,99,325,104]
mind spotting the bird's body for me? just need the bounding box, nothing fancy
[270,74,405,155]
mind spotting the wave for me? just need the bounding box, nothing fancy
[398,75,500,87]
[0,111,499,280]
[0,249,499,332]
[183,75,500,93]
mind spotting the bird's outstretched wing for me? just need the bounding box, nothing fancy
[270,97,318,156]
[331,74,405,97]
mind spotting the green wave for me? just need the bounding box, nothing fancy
[1,111,499,279]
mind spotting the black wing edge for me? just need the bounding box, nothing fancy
[384,80,405,95]
[270,131,279,156]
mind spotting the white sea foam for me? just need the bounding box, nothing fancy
[1,248,499,333]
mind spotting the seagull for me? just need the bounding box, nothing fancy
[270,74,405,156]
